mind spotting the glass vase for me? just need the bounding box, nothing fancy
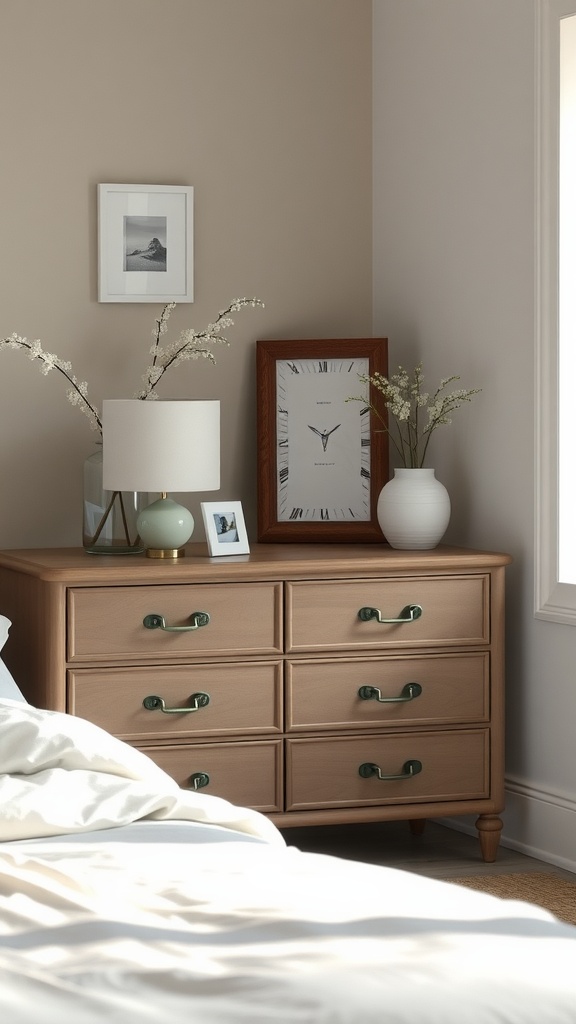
[83,448,147,555]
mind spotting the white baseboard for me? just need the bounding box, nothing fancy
[438,775,576,874]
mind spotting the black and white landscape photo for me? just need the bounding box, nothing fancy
[214,513,239,543]
[124,215,167,271]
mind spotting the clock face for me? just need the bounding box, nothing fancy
[276,357,370,522]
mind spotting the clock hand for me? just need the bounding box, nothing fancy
[320,424,341,451]
[308,424,342,452]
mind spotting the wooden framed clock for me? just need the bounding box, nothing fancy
[256,338,388,542]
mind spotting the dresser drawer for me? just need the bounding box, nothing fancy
[286,652,489,731]
[146,739,283,812]
[286,729,489,810]
[67,582,283,662]
[286,575,489,652]
[68,661,283,741]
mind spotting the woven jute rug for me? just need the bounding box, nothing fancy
[451,872,576,925]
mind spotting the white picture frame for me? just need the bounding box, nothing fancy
[98,183,194,302]
[201,501,250,556]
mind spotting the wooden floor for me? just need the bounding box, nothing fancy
[280,819,576,882]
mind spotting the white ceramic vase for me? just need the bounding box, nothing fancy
[377,468,451,550]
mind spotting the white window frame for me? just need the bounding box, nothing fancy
[535,0,576,623]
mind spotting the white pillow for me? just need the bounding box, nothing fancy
[0,616,28,703]
[0,614,9,652]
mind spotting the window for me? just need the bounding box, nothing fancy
[536,1,576,622]
[558,12,576,583]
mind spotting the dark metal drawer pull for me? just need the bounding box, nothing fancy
[358,604,422,624]
[190,772,210,791]
[142,692,210,714]
[359,759,422,781]
[358,682,422,703]
[143,612,210,632]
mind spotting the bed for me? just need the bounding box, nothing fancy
[2,619,576,1023]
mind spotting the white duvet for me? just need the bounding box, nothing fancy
[2,699,576,1023]
[0,698,282,844]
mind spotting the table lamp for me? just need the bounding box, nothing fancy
[102,399,220,558]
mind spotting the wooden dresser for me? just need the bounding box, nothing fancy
[0,543,511,861]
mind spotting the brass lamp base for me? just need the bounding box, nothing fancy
[145,546,186,559]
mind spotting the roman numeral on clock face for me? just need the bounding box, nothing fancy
[285,507,361,520]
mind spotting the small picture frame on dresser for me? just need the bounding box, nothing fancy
[201,501,250,556]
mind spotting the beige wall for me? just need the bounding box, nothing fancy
[374,0,576,871]
[0,0,372,547]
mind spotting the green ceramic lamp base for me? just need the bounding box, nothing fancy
[137,495,195,559]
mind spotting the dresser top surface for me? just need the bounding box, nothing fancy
[0,543,512,585]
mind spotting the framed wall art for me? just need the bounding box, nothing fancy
[98,183,194,302]
[201,501,250,556]
[256,338,388,542]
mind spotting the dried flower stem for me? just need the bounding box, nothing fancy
[137,298,264,401]
[0,333,102,430]
[347,363,481,468]
[1,297,265,435]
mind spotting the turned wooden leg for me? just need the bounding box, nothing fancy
[408,818,426,836]
[476,814,503,863]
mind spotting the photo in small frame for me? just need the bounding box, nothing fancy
[201,500,250,556]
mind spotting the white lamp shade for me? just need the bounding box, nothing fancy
[102,400,220,493]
